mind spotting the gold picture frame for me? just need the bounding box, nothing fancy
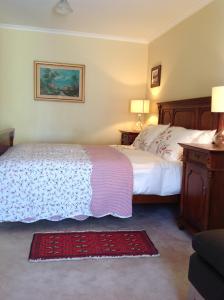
[34,61,85,103]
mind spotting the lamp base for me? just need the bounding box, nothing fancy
[135,120,143,131]
[133,113,143,132]
[213,130,224,147]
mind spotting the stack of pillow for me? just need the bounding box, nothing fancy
[133,124,216,161]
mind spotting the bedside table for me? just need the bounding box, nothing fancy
[179,143,224,233]
[120,130,139,145]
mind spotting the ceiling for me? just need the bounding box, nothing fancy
[0,0,214,43]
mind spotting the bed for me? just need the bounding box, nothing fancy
[0,96,222,222]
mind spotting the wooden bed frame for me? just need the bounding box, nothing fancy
[0,96,222,204]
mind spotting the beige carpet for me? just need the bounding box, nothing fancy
[0,204,192,300]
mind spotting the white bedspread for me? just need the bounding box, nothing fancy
[113,145,182,195]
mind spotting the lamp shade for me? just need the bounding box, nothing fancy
[211,86,224,112]
[130,100,150,114]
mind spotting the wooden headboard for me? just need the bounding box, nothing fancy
[157,96,223,130]
[0,128,15,156]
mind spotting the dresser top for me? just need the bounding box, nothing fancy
[179,143,224,153]
[119,130,140,134]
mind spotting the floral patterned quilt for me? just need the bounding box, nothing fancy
[0,144,133,222]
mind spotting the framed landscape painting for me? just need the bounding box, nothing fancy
[34,61,85,102]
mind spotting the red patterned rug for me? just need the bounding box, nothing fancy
[29,230,159,261]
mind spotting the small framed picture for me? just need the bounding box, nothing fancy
[34,61,85,103]
[151,65,161,88]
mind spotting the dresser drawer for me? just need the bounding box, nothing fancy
[188,150,209,166]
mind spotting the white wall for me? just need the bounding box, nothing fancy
[147,0,224,120]
[0,29,148,144]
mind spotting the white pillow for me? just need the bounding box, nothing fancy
[147,127,210,161]
[133,124,170,150]
[191,130,216,144]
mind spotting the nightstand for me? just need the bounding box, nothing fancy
[179,143,224,233]
[120,130,139,145]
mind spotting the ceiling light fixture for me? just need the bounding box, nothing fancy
[54,0,73,15]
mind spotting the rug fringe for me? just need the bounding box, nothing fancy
[29,253,160,262]
[32,229,148,234]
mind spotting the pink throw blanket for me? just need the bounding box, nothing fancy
[85,145,133,218]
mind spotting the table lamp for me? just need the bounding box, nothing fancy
[212,86,224,147]
[130,99,150,131]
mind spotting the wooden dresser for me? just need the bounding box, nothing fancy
[179,143,224,233]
